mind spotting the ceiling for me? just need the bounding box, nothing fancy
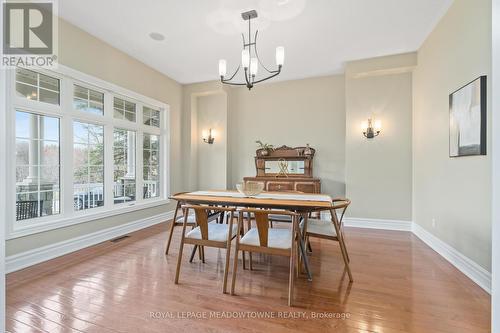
[59,0,453,84]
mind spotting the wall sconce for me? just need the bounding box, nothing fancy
[202,128,215,144]
[361,118,382,139]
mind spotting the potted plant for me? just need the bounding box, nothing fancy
[256,140,274,156]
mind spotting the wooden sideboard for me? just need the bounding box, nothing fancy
[243,145,321,194]
[243,176,321,193]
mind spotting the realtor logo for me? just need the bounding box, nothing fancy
[2,0,58,68]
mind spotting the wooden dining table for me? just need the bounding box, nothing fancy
[170,190,334,280]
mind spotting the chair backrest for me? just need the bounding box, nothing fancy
[181,204,236,240]
[331,198,351,225]
[239,208,298,248]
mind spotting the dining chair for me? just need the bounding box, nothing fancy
[231,208,299,306]
[175,204,238,294]
[302,198,353,282]
[165,197,221,255]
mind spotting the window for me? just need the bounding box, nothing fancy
[15,111,60,220]
[73,121,104,211]
[16,68,60,105]
[113,128,136,204]
[8,66,168,238]
[143,134,160,198]
[73,85,104,115]
[143,106,160,127]
[114,97,136,122]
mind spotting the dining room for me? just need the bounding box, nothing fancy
[1,0,499,332]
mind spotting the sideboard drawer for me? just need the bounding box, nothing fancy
[266,181,294,192]
[295,182,318,193]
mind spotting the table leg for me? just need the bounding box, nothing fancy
[298,213,312,281]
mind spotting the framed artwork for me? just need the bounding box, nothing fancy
[449,76,487,157]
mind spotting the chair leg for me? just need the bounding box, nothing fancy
[231,247,239,295]
[174,237,186,284]
[340,232,350,262]
[201,246,205,263]
[288,230,297,306]
[165,203,181,255]
[338,235,353,282]
[223,243,231,294]
[249,252,253,270]
[189,245,197,263]
[242,251,246,270]
[307,236,312,253]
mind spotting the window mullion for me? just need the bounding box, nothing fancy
[103,92,114,210]
[137,129,144,203]
[61,78,74,216]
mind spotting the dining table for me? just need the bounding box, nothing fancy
[170,190,334,281]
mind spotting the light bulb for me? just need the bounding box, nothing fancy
[218,59,227,77]
[374,120,382,131]
[276,46,285,66]
[250,58,258,76]
[241,49,250,69]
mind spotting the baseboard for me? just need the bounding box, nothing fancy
[332,214,491,294]
[412,223,491,294]
[6,210,174,274]
[343,217,413,231]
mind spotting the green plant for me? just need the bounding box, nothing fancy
[255,140,274,151]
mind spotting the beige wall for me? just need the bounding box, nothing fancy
[196,93,227,190]
[6,18,184,256]
[345,54,415,220]
[413,0,492,270]
[227,76,346,196]
[183,76,346,196]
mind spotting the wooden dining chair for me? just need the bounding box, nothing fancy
[175,205,238,294]
[302,198,353,282]
[165,197,221,255]
[230,208,299,306]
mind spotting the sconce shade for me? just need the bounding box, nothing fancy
[218,59,227,77]
[362,118,381,139]
[202,128,215,144]
[276,46,285,66]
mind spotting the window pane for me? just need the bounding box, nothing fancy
[39,88,59,105]
[114,128,136,204]
[114,97,136,122]
[16,68,60,105]
[73,85,104,115]
[39,73,59,91]
[143,106,160,127]
[16,82,37,100]
[73,121,104,211]
[16,68,37,85]
[143,133,160,199]
[16,111,60,221]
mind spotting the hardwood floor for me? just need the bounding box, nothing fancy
[6,222,490,333]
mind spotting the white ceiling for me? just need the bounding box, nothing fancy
[59,0,453,84]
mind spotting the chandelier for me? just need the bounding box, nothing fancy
[218,10,284,90]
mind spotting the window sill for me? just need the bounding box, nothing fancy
[7,198,170,240]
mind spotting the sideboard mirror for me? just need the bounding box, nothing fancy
[254,145,315,178]
[264,160,305,175]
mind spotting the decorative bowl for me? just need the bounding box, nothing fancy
[236,181,264,197]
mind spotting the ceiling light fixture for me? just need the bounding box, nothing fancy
[218,10,284,90]
[149,32,165,41]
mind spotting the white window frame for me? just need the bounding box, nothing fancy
[5,64,170,239]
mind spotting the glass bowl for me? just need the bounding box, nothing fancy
[236,181,264,197]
